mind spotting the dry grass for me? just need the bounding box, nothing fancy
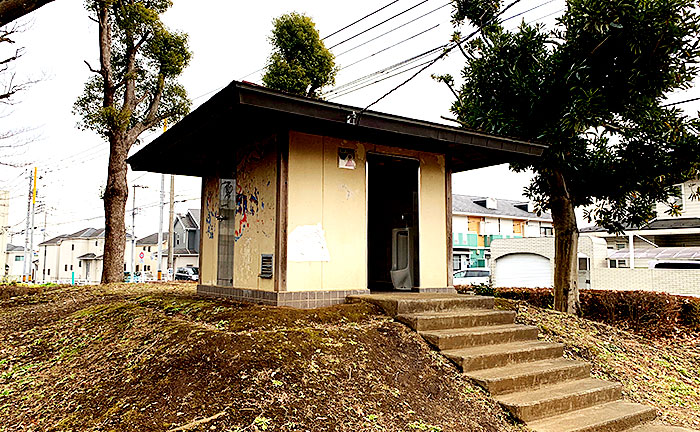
[497,298,700,430]
[0,283,521,432]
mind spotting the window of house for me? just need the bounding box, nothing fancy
[47,269,50,275]
[15,255,24,261]
[616,243,626,250]
[540,227,553,237]
[669,184,684,212]
[95,241,98,246]
[578,257,588,271]
[70,265,73,271]
[609,259,628,268]
[124,264,126,271]
[453,255,461,271]
[79,261,82,268]
[176,233,180,245]
[71,244,74,250]
[64,265,68,271]
[148,246,151,252]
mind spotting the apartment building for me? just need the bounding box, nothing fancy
[452,195,554,270]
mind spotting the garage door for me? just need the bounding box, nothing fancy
[494,253,552,288]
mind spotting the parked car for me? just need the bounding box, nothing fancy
[174,266,199,281]
[453,268,490,286]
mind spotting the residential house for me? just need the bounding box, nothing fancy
[134,232,167,277]
[452,195,553,270]
[127,81,546,308]
[169,209,200,268]
[4,244,26,280]
[487,180,700,296]
[38,228,131,284]
[580,179,700,268]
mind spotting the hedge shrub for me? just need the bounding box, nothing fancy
[465,286,700,337]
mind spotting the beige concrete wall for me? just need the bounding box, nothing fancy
[200,176,220,286]
[286,131,448,291]
[232,138,278,290]
[591,268,700,296]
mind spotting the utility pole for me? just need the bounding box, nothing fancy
[22,169,32,282]
[130,184,148,282]
[157,174,165,281]
[157,120,167,281]
[28,167,37,282]
[167,175,174,279]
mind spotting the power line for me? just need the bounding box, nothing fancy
[339,23,442,71]
[328,59,437,100]
[357,0,528,115]
[335,2,450,58]
[323,0,401,40]
[662,96,700,107]
[324,44,447,96]
[329,0,432,50]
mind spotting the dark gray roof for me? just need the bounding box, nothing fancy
[77,253,98,260]
[6,244,24,252]
[39,228,132,246]
[39,234,69,246]
[188,209,200,228]
[127,81,547,177]
[580,217,700,233]
[137,232,169,246]
[179,213,198,230]
[452,194,552,220]
[69,228,106,238]
[164,247,198,256]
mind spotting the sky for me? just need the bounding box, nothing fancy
[1,0,698,245]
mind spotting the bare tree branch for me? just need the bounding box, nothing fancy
[0,0,57,27]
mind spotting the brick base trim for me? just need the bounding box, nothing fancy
[197,285,371,309]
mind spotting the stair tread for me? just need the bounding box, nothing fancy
[630,424,699,432]
[421,324,537,337]
[398,308,509,319]
[467,358,589,382]
[444,340,563,358]
[528,400,656,432]
[496,378,621,406]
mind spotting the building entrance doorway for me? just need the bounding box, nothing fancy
[367,154,419,291]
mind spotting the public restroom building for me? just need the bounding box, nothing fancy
[128,81,545,308]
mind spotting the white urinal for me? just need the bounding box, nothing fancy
[390,227,413,290]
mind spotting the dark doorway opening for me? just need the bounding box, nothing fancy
[367,154,419,291]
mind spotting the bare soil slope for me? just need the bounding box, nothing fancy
[0,283,520,432]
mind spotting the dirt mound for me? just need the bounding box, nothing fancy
[0,283,519,431]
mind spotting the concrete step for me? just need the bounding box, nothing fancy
[496,378,622,422]
[420,324,538,349]
[398,309,515,331]
[527,400,656,432]
[630,424,699,432]
[466,358,591,395]
[443,340,564,372]
[347,293,493,317]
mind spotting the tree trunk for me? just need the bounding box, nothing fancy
[101,135,129,284]
[549,170,580,314]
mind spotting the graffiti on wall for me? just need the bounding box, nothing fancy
[204,179,218,240]
[235,184,261,241]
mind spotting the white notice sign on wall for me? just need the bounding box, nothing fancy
[288,223,331,262]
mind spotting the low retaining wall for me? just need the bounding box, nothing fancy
[591,268,700,297]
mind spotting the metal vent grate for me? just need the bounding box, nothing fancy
[260,254,273,279]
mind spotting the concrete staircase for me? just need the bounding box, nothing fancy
[348,293,696,432]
